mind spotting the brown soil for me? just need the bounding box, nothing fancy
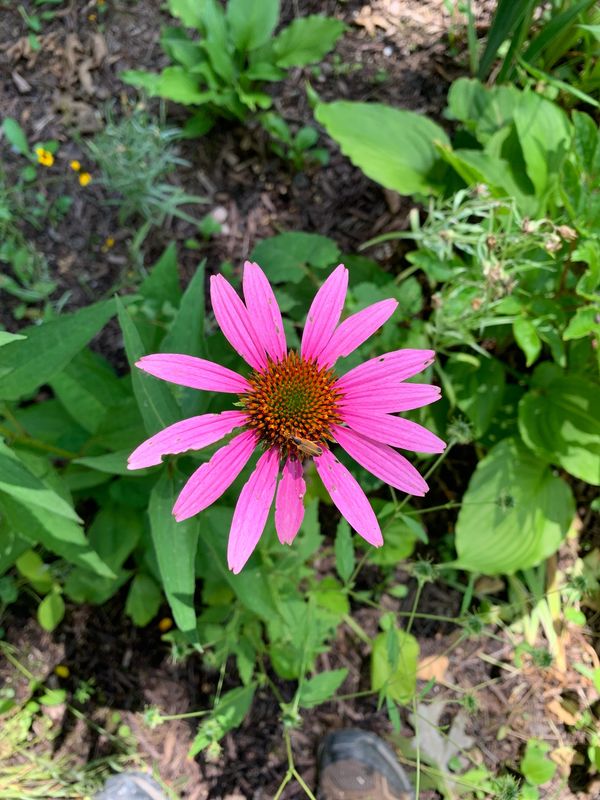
[1,1,599,799]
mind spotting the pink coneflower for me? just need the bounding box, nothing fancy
[128,262,444,574]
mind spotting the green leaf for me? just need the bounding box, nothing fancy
[125,573,162,626]
[250,232,340,283]
[454,438,574,574]
[120,70,161,95]
[477,0,535,79]
[189,684,255,756]
[273,16,345,67]
[227,0,279,52]
[149,472,199,640]
[446,78,521,142]
[0,332,26,347]
[50,348,127,434]
[116,296,181,436]
[563,306,600,340]
[513,92,571,201]
[371,627,419,704]
[0,440,80,522]
[87,504,143,572]
[334,519,355,583]
[513,318,542,366]
[520,740,557,786]
[167,0,206,28]
[74,450,143,476]
[0,299,116,401]
[161,259,205,355]
[2,118,30,155]
[299,668,348,709]
[16,550,53,593]
[315,100,449,196]
[139,243,182,307]
[446,355,505,437]
[37,591,65,632]
[1,495,115,578]
[518,373,600,485]
[156,67,211,105]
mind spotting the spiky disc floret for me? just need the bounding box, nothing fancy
[240,351,342,459]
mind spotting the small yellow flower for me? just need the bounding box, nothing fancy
[158,617,173,633]
[79,172,92,187]
[101,236,115,253]
[35,147,54,167]
[69,160,81,172]
[88,13,97,21]
[54,664,70,679]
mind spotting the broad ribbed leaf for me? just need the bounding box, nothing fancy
[519,375,600,485]
[454,438,574,574]
[315,101,449,196]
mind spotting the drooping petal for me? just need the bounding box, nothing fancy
[332,425,428,496]
[301,264,348,361]
[339,383,442,413]
[227,447,280,574]
[275,457,306,544]
[317,299,398,368]
[173,430,257,522]
[314,448,382,546]
[242,261,287,362]
[136,354,252,393]
[336,349,436,392]
[210,274,267,371]
[339,411,446,454]
[128,410,248,470]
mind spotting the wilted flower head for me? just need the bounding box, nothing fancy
[128,262,444,573]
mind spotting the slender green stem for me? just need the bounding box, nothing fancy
[406,580,425,637]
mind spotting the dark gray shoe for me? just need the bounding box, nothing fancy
[94,772,170,800]
[317,729,414,800]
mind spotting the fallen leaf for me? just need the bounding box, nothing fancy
[417,654,449,683]
[12,70,32,93]
[547,698,578,726]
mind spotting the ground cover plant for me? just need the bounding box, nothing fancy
[0,1,599,799]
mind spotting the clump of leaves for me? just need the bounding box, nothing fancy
[122,0,345,134]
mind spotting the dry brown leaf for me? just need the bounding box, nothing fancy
[12,70,32,93]
[91,33,108,67]
[78,58,96,95]
[353,6,395,36]
[417,654,449,682]
[546,698,578,726]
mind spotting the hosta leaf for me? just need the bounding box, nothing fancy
[454,438,574,574]
[518,373,600,485]
[315,101,449,196]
